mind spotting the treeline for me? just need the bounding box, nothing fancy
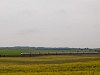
[0,47,91,50]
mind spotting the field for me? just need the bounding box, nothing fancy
[0,49,91,57]
[0,49,65,56]
[0,54,100,75]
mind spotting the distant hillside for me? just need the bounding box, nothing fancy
[0,47,91,50]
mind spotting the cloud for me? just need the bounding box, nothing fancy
[0,0,100,47]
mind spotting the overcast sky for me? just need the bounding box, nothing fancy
[0,0,100,48]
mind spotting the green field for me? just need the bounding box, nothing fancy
[0,54,100,75]
[0,49,67,56]
[0,49,91,57]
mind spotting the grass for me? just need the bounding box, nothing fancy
[0,54,100,75]
[0,49,92,57]
[0,49,71,56]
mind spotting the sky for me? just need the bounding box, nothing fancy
[0,0,100,48]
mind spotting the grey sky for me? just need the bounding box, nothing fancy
[0,0,100,48]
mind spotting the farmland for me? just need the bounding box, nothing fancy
[0,54,100,75]
[0,47,100,75]
[0,49,75,56]
[0,47,94,57]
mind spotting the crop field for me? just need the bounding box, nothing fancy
[0,49,66,56]
[0,54,100,75]
[0,49,91,57]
